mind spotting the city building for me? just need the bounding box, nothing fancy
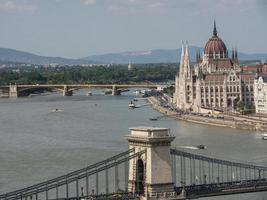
[128,62,133,71]
[254,76,267,114]
[174,22,256,113]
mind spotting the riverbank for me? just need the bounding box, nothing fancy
[148,96,267,132]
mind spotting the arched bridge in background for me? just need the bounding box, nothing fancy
[0,127,267,200]
[0,84,160,98]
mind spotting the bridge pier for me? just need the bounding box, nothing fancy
[63,85,73,96]
[9,84,18,98]
[126,127,177,200]
[112,85,121,96]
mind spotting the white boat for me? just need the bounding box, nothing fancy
[128,101,136,109]
[52,108,63,113]
[262,133,267,140]
[134,90,141,95]
[197,145,207,150]
[86,92,92,96]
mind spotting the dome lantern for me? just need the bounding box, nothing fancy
[204,22,227,59]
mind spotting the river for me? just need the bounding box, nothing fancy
[0,90,266,199]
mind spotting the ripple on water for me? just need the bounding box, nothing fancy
[0,91,267,199]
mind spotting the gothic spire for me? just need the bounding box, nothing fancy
[185,40,189,56]
[181,40,184,57]
[232,47,235,60]
[213,20,218,36]
[235,47,238,60]
[179,41,185,75]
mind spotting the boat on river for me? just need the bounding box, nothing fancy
[149,117,158,121]
[52,108,63,113]
[262,133,267,140]
[128,101,136,109]
[197,145,207,150]
[86,91,92,96]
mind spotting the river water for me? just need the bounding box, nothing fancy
[0,90,266,199]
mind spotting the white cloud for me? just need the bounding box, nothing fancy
[0,0,37,12]
[106,0,170,15]
[81,0,96,5]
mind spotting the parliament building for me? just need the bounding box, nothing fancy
[174,22,260,112]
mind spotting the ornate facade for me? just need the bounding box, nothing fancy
[254,76,267,114]
[174,22,255,112]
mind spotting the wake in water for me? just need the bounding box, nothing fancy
[177,145,207,150]
[178,146,200,150]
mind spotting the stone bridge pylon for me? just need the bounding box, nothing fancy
[9,84,18,98]
[125,127,182,199]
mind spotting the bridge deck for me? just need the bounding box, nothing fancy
[0,84,158,88]
[176,179,267,199]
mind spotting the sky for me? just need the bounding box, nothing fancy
[0,0,266,58]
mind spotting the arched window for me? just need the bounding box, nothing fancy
[136,159,145,195]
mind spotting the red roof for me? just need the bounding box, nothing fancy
[204,36,227,57]
[240,74,255,82]
[205,74,225,81]
[242,66,258,73]
[208,59,234,69]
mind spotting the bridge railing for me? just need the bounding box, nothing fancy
[175,178,267,198]
[170,148,267,188]
[0,149,146,200]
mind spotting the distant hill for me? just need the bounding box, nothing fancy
[83,47,202,64]
[83,47,267,64]
[0,48,95,65]
[0,47,266,65]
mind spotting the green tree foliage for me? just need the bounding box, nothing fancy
[163,85,175,96]
[237,101,255,114]
[0,64,178,85]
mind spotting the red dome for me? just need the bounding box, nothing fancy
[204,22,228,58]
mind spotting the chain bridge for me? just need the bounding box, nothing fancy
[0,127,267,200]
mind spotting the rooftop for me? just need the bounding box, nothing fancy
[127,126,174,140]
[129,126,169,131]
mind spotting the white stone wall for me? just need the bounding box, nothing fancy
[126,127,175,196]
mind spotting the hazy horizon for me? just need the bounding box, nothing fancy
[0,0,266,58]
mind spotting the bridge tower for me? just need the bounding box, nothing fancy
[125,127,176,199]
[9,84,18,98]
[112,85,120,96]
[63,85,73,96]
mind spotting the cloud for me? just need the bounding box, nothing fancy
[0,0,37,12]
[81,0,96,5]
[106,0,170,15]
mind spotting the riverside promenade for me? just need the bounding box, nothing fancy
[148,96,267,132]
